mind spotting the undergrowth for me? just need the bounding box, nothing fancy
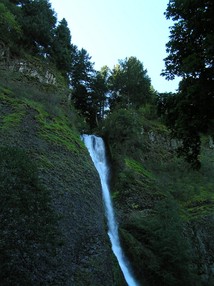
[103,107,214,285]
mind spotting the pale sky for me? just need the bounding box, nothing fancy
[50,0,181,93]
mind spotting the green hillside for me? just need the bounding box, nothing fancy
[0,66,124,285]
[101,107,214,285]
[0,0,213,285]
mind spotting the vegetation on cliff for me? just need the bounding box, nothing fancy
[0,1,213,285]
[0,67,122,285]
[101,106,214,285]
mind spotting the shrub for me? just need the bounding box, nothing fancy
[103,108,143,158]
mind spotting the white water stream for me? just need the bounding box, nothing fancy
[82,134,139,286]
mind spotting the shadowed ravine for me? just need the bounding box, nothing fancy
[82,134,139,286]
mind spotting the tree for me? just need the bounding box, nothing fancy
[0,2,21,50]
[90,66,110,122]
[71,48,97,127]
[103,108,143,157]
[109,57,152,109]
[18,0,57,56]
[161,0,214,168]
[157,91,201,169]
[50,18,74,79]
[70,48,94,88]
[8,0,30,6]
[72,65,110,128]
[162,0,214,80]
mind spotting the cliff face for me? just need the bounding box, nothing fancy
[104,116,214,286]
[0,67,122,285]
[188,216,214,285]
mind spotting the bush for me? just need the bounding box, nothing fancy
[103,108,143,158]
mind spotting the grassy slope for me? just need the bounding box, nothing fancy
[0,67,125,285]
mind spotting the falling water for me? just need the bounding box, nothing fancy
[82,134,139,286]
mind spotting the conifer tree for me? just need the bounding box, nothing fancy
[0,2,21,50]
[109,57,152,109]
[50,18,74,79]
[18,0,57,55]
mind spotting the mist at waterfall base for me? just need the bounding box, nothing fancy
[82,134,139,286]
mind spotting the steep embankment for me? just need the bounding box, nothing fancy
[0,67,123,285]
[102,108,214,286]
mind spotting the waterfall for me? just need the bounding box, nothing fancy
[82,134,139,286]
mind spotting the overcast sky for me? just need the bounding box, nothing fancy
[50,0,180,93]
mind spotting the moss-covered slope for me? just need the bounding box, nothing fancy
[0,68,124,285]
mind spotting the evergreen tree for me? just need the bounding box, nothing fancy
[70,48,94,87]
[71,48,97,127]
[0,1,21,50]
[109,57,152,109]
[50,18,74,79]
[90,66,110,122]
[17,0,57,56]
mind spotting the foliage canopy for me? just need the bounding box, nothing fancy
[109,57,153,110]
[160,0,214,168]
